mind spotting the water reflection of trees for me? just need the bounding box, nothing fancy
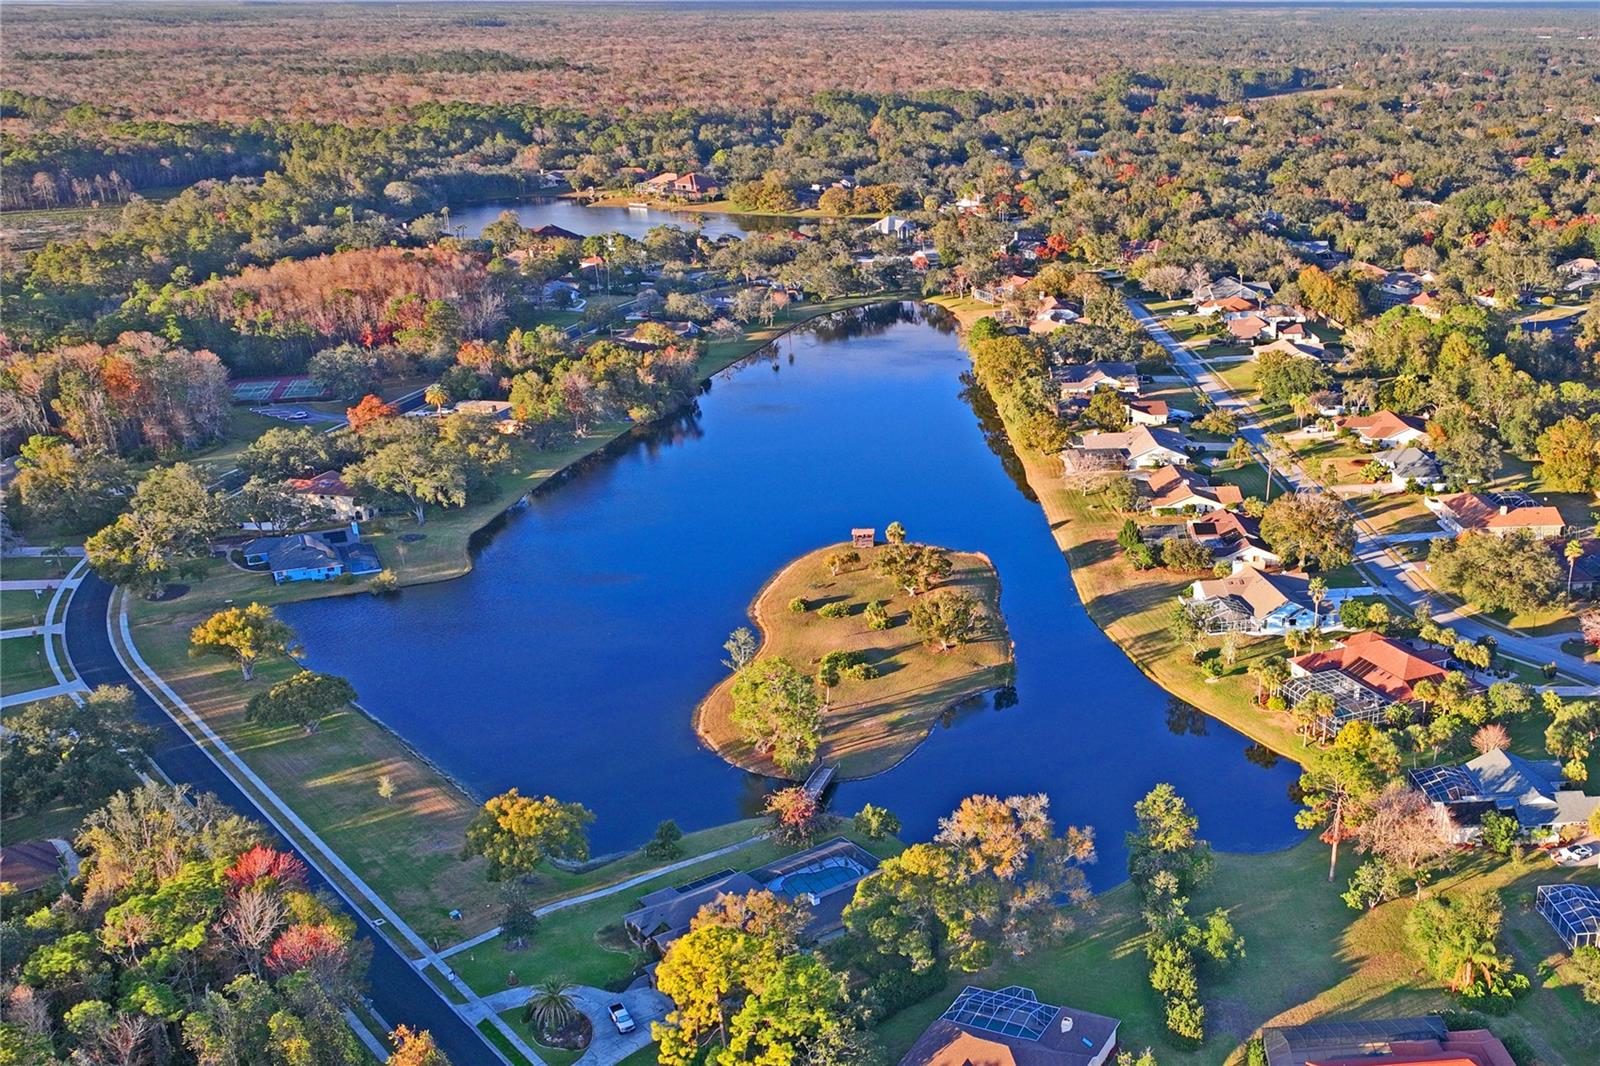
[1165,696,1209,736]
[959,373,1038,503]
[1244,743,1281,769]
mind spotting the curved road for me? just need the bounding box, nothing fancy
[1125,296,1600,687]
[65,573,495,1065]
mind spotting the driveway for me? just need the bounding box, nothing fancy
[481,980,670,1066]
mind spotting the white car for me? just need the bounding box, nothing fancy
[284,410,309,421]
[1557,843,1597,865]
[607,1003,635,1034]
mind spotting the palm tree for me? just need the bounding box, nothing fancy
[1565,538,1583,596]
[1445,934,1505,994]
[424,383,448,415]
[1308,577,1328,629]
[522,976,579,1036]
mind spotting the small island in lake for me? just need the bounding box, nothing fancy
[695,530,1015,780]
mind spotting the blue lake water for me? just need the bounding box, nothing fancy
[451,197,787,241]
[282,304,1303,882]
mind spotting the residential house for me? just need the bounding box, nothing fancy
[1251,337,1329,363]
[242,532,345,584]
[454,399,520,434]
[1556,257,1600,292]
[1125,398,1170,426]
[1378,446,1444,490]
[1074,425,1193,469]
[1427,493,1566,539]
[1029,296,1081,334]
[1263,1016,1514,1066]
[1186,511,1282,569]
[624,838,878,957]
[1338,410,1429,448]
[1558,538,1600,594]
[897,985,1119,1066]
[909,248,940,271]
[1408,291,1445,319]
[0,841,73,894]
[1226,314,1274,342]
[1191,276,1268,305]
[1144,465,1241,513]
[527,224,584,242]
[1290,631,1453,704]
[871,215,916,240]
[1196,294,1260,316]
[287,471,372,523]
[1410,748,1600,845]
[1374,269,1427,308]
[642,172,719,199]
[1054,361,1140,402]
[1189,565,1317,635]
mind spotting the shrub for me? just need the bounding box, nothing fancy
[643,819,684,861]
[852,803,901,840]
[863,600,891,630]
[788,596,809,613]
[1126,543,1157,570]
[817,601,851,619]
[370,569,399,595]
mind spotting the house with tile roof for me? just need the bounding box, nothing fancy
[1426,493,1566,539]
[1262,1016,1514,1066]
[1338,410,1429,448]
[287,471,371,523]
[1124,398,1170,426]
[1289,631,1454,704]
[1143,465,1242,513]
[1186,511,1282,569]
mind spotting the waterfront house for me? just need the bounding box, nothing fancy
[1189,564,1316,634]
[642,171,718,199]
[1426,493,1566,539]
[1338,410,1429,448]
[1030,296,1081,334]
[1411,748,1600,845]
[1144,465,1241,513]
[897,985,1119,1066]
[527,224,584,242]
[1263,1016,1514,1066]
[624,838,878,957]
[1075,425,1193,469]
[1054,361,1140,402]
[1186,511,1281,568]
[1290,631,1452,704]
[286,471,371,523]
[242,532,345,584]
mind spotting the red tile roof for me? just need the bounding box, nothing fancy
[287,471,357,498]
[1291,631,1451,702]
[1340,410,1426,441]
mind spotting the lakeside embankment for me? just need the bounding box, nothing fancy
[694,541,1014,780]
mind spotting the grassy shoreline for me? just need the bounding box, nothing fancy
[693,541,1014,780]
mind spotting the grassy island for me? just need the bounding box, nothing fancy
[695,540,1014,779]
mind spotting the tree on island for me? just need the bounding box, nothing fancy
[877,543,952,597]
[721,627,757,671]
[462,789,594,881]
[884,521,907,544]
[245,670,358,734]
[190,603,300,680]
[824,549,859,576]
[729,658,822,776]
[909,590,985,651]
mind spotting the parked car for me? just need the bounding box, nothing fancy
[607,1003,635,1034]
[1556,843,1597,865]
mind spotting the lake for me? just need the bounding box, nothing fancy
[282,304,1303,881]
[450,197,791,241]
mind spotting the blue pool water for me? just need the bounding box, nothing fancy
[282,304,1303,883]
[770,861,870,898]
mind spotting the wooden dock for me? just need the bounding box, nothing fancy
[802,764,836,800]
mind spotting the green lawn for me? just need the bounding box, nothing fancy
[873,838,1600,1066]
[476,1020,536,1066]
[1213,361,1257,396]
[1,635,56,697]
[0,556,75,581]
[0,589,51,630]
[498,1010,585,1066]
[449,828,904,999]
[0,802,94,845]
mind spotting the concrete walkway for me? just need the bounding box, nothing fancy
[1,623,65,640]
[436,833,765,960]
[1,679,90,709]
[0,579,65,591]
[1126,295,1600,686]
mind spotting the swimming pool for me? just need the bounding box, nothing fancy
[768,857,870,897]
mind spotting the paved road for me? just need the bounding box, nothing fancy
[1125,297,1600,686]
[64,574,497,1065]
